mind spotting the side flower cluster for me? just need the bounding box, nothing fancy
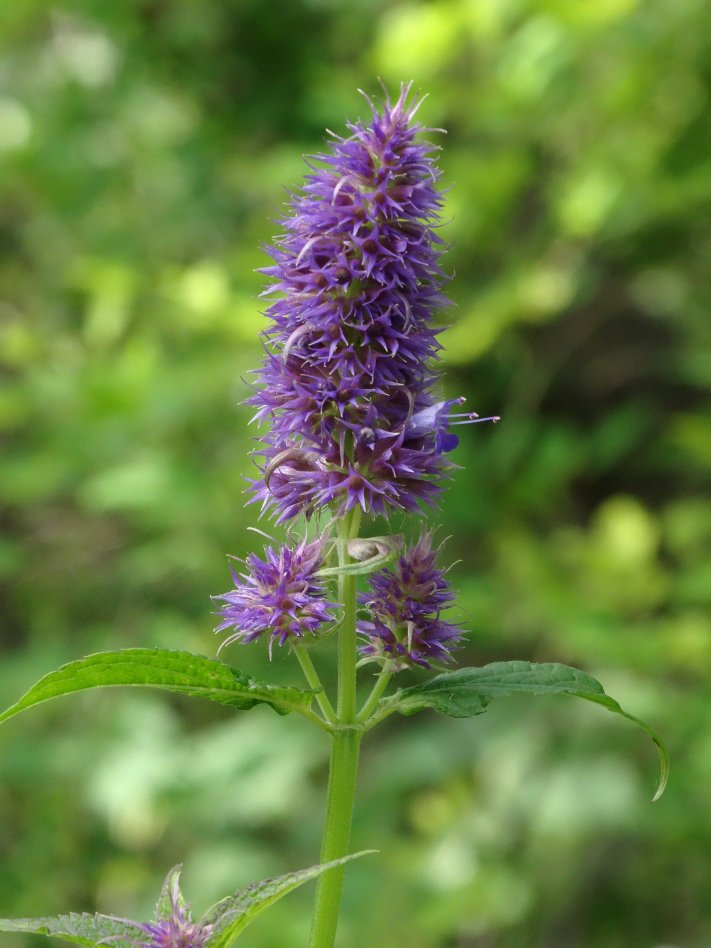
[358,533,462,669]
[213,539,335,651]
[249,83,492,522]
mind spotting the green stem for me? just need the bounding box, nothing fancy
[309,507,363,948]
[337,508,362,724]
[357,666,393,724]
[361,702,398,733]
[294,644,337,725]
[295,705,337,734]
[309,727,362,948]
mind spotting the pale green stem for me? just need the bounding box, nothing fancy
[356,666,393,724]
[294,643,337,725]
[295,705,337,734]
[308,726,361,947]
[309,507,363,948]
[336,507,362,723]
[361,702,398,733]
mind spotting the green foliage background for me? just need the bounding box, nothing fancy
[1,1,709,945]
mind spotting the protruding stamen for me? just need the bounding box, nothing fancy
[449,413,500,425]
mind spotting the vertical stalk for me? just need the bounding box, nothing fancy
[309,508,362,948]
[336,507,362,723]
[309,727,361,948]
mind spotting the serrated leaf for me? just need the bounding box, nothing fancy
[0,649,313,726]
[0,912,138,947]
[204,851,375,947]
[388,661,668,801]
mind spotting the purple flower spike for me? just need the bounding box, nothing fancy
[214,539,336,651]
[358,532,463,670]
[138,872,212,948]
[248,82,483,522]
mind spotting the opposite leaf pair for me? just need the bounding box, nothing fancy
[0,647,668,796]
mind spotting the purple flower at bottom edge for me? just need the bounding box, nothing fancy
[357,532,463,670]
[135,870,212,948]
[213,538,336,652]
[139,911,211,948]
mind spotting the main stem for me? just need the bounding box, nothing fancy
[309,507,362,948]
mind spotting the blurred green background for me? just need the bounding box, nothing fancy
[1,0,710,945]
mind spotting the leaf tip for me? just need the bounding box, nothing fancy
[651,737,670,803]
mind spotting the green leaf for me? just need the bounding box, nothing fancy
[0,912,138,947]
[204,851,375,947]
[0,648,313,725]
[388,661,668,801]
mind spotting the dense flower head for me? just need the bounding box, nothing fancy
[358,532,463,669]
[248,82,493,522]
[213,538,336,651]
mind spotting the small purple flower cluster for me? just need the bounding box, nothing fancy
[139,914,210,948]
[358,533,462,669]
[250,83,465,522]
[213,539,335,651]
[137,876,212,948]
